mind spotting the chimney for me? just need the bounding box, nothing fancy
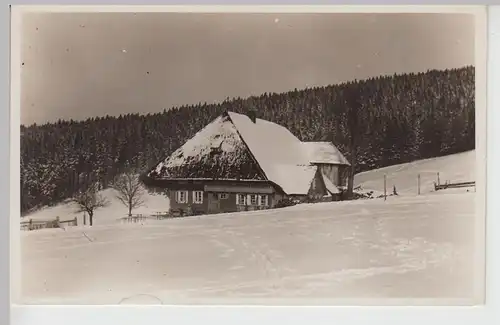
[247,109,257,123]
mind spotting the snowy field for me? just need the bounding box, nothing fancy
[19,151,478,305]
[355,150,475,196]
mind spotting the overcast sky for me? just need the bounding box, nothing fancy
[19,12,475,125]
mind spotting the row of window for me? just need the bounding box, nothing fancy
[175,190,203,204]
[174,191,268,206]
[236,193,268,206]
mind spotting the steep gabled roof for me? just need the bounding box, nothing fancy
[148,111,349,195]
[301,142,350,166]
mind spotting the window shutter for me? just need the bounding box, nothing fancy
[236,194,240,205]
[193,191,203,204]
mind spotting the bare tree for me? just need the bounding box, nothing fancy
[72,183,109,226]
[112,172,145,217]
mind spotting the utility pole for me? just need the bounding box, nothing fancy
[418,174,421,195]
[384,174,387,201]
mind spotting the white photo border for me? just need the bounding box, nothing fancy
[4,3,499,325]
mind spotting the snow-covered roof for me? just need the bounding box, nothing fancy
[149,111,348,195]
[266,164,318,195]
[301,142,350,166]
[227,111,307,169]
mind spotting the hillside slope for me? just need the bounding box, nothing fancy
[355,150,475,195]
[20,152,478,304]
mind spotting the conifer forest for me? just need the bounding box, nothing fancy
[20,66,475,213]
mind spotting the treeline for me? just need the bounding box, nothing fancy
[20,66,475,213]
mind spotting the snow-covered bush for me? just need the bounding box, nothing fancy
[275,198,297,208]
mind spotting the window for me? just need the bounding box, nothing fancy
[219,193,228,200]
[259,195,269,206]
[236,194,246,205]
[250,194,258,205]
[193,191,203,204]
[176,190,188,204]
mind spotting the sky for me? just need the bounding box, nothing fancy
[19,12,476,125]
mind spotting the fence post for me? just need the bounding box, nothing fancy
[74,217,78,226]
[29,218,33,231]
[384,174,387,201]
[437,172,440,186]
[418,174,421,195]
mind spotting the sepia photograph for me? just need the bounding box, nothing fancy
[12,6,486,306]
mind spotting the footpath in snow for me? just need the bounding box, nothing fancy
[19,150,478,305]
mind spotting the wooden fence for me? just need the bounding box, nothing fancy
[20,216,78,231]
[22,209,196,230]
[377,171,475,199]
[120,214,150,223]
[434,181,476,191]
[120,210,192,223]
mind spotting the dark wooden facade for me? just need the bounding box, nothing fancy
[145,165,345,216]
[313,163,349,188]
[145,179,283,215]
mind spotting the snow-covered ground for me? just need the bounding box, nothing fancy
[19,150,478,305]
[20,188,171,226]
[354,150,475,195]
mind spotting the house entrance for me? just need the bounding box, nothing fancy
[207,192,220,214]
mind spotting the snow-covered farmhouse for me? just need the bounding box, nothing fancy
[145,111,350,215]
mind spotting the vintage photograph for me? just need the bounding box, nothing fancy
[14,7,485,305]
